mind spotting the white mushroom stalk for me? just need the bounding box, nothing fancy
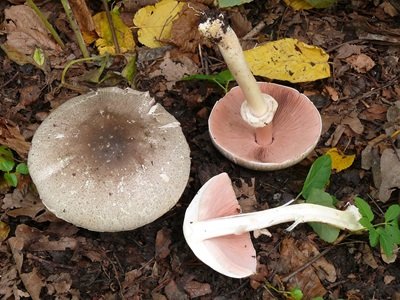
[184,173,365,242]
[199,14,278,145]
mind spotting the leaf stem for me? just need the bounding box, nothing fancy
[101,0,121,55]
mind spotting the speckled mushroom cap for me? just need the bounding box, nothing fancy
[208,82,322,170]
[28,87,191,232]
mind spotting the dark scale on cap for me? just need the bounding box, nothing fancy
[76,110,155,173]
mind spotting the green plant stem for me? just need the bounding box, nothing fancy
[60,0,90,58]
[101,0,121,54]
[26,0,65,49]
[61,55,104,86]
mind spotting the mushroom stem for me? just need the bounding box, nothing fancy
[199,14,278,128]
[188,203,365,241]
[255,124,273,146]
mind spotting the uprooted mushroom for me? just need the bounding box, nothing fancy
[28,87,191,232]
[199,14,322,170]
[183,173,365,278]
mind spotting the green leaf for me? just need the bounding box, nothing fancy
[354,197,374,222]
[377,227,395,256]
[121,54,137,85]
[182,70,234,93]
[4,172,18,187]
[0,146,14,160]
[33,47,45,66]
[301,155,332,199]
[305,0,336,9]
[0,158,15,173]
[218,0,253,8]
[312,297,324,300]
[215,69,234,85]
[384,204,400,222]
[15,163,29,175]
[306,189,340,243]
[368,227,379,247]
[289,287,304,300]
[359,217,373,230]
[386,220,400,245]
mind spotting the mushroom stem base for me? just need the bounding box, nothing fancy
[255,123,273,146]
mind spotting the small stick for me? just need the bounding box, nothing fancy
[60,0,90,58]
[101,0,121,55]
[26,0,65,49]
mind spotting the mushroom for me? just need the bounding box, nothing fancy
[199,14,322,170]
[28,87,191,232]
[183,173,365,278]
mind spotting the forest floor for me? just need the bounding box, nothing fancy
[1,0,400,299]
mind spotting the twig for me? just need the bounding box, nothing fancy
[243,21,266,40]
[101,0,121,55]
[60,0,90,58]
[26,0,65,49]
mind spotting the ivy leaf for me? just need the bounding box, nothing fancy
[368,227,379,247]
[354,197,374,222]
[4,172,18,187]
[306,189,340,243]
[16,163,29,175]
[301,155,332,199]
[384,204,400,222]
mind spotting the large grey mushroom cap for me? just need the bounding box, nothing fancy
[28,87,191,232]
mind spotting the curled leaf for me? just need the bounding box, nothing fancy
[326,148,355,172]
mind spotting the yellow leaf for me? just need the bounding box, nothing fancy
[326,148,355,172]
[244,38,330,83]
[133,0,184,48]
[93,11,135,55]
[0,221,10,242]
[283,0,313,10]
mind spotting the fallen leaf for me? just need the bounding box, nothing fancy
[345,54,376,73]
[68,0,96,44]
[283,0,313,10]
[324,85,339,101]
[218,0,253,8]
[2,189,46,221]
[20,268,44,300]
[0,221,10,242]
[133,0,184,48]
[155,227,171,259]
[0,263,18,299]
[244,38,330,83]
[384,275,396,285]
[0,118,31,159]
[164,279,188,300]
[47,273,72,295]
[278,237,327,298]
[361,244,379,269]
[342,112,364,134]
[379,148,400,202]
[326,148,356,172]
[335,44,363,59]
[2,5,62,63]
[168,2,208,53]
[183,280,212,298]
[93,11,135,55]
[380,1,399,17]
[232,177,258,213]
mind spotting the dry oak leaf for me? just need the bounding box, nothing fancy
[379,148,400,202]
[244,38,330,83]
[133,0,184,48]
[93,11,135,55]
[345,53,375,73]
[2,5,62,59]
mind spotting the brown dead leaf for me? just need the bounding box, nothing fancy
[164,279,188,300]
[30,236,78,251]
[18,85,42,107]
[47,273,72,295]
[155,227,172,259]
[0,118,30,158]
[183,280,212,298]
[148,51,199,89]
[229,10,252,38]
[359,103,388,121]
[342,112,364,135]
[20,268,44,300]
[0,263,19,299]
[278,237,327,298]
[250,264,269,289]
[380,1,399,17]
[335,44,363,59]
[361,244,379,269]
[325,124,345,147]
[2,189,46,221]
[345,54,376,73]
[324,85,339,101]
[379,148,400,202]
[68,0,96,44]
[168,2,208,53]
[3,5,62,59]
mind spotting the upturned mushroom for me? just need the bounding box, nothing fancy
[28,87,191,232]
[183,173,365,278]
[199,14,322,170]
